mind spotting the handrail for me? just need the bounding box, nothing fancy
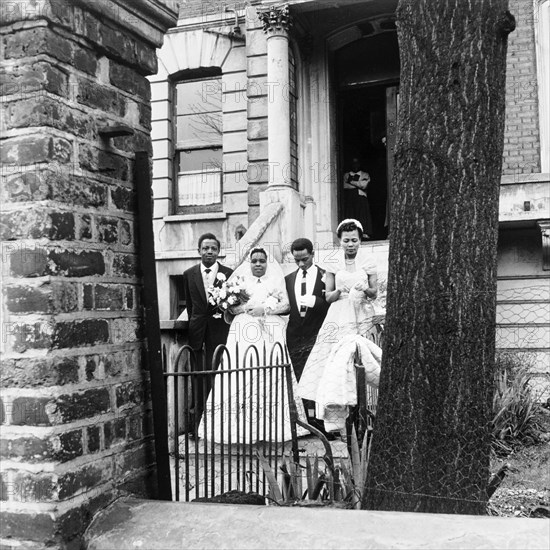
[229,201,284,269]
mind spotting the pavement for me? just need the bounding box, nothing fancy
[84,497,550,549]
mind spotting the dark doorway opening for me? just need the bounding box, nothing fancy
[339,84,395,241]
[333,27,400,241]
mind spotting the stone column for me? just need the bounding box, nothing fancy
[0,1,177,547]
[259,4,292,188]
[256,4,303,259]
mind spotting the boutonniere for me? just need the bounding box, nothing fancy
[214,272,226,288]
[212,313,222,319]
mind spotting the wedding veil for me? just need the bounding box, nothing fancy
[220,250,287,324]
[230,248,286,294]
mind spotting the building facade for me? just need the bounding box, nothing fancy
[151,0,549,398]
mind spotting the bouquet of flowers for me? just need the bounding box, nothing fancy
[207,273,249,313]
[264,289,285,313]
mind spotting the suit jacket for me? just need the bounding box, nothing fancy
[182,262,233,351]
[285,265,330,344]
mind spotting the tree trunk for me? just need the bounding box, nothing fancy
[363,0,514,514]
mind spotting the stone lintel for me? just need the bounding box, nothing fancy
[75,0,178,48]
[0,0,178,47]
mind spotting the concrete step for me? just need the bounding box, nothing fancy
[85,497,550,550]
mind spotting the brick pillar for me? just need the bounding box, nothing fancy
[0,1,177,547]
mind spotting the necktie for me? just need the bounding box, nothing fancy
[257,278,261,284]
[300,269,307,317]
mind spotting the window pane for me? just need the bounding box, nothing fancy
[178,148,222,172]
[176,112,222,144]
[176,79,222,115]
[174,77,223,210]
[177,170,221,206]
[170,275,186,319]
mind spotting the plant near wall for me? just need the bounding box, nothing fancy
[258,422,372,508]
[343,426,372,508]
[492,353,543,456]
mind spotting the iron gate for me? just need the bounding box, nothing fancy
[165,343,300,501]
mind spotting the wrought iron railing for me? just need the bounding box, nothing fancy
[355,321,382,442]
[163,322,384,503]
[165,343,300,502]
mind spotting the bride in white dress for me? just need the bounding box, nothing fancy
[298,219,382,432]
[199,247,307,444]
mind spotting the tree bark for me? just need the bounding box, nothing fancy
[363,0,514,514]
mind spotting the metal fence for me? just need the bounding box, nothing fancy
[160,286,549,513]
[165,343,301,502]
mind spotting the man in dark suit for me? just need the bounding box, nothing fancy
[285,238,330,382]
[182,233,233,422]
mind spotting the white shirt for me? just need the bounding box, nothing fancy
[201,261,219,289]
[294,264,319,309]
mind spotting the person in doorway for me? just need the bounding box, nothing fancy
[182,233,233,423]
[343,157,373,239]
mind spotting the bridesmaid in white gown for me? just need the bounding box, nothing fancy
[298,219,381,432]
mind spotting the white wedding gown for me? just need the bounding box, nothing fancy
[198,269,307,444]
[298,253,382,432]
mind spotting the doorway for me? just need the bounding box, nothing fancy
[338,84,397,241]
[333,28,400,241]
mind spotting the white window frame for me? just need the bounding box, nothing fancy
[173,75,223,212]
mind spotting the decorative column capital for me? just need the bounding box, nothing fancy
[258,4,292,36]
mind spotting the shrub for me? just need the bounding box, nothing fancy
[492,353,542,455]
[259,423,371,508]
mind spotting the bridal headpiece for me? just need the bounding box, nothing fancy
[249,246,268,259]
[336,218,364,233]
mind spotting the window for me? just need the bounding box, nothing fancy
[174,75,223,212]
[170,275,186,319]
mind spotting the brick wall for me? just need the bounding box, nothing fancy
[0,1,176,548]
[502,0,541,176]
[178,0,261,21]
[179,0,222,20]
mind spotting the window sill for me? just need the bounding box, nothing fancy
[164,212,228,223]
[501,173,550,185]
